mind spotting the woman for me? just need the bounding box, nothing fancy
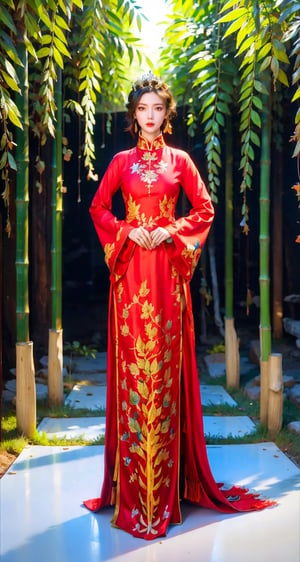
[84,73,274,539]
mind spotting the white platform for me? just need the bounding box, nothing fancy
[1,443,299,562]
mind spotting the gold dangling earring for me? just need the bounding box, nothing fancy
[163,120,172,134]
[134,119,138,134]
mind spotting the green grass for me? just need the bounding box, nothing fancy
[1,376,300,470]
[1,402,105,457]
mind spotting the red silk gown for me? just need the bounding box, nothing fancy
[84,134,274,539]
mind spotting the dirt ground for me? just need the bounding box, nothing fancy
[0,451,17,478]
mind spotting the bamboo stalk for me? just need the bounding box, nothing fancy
[15,17,29,342]
[259,94,272,425]
[272,150,283,338]
[48,329,64,406]
[268,353,283,435]
[225,117,240,389]
[16,341,36,437]
[225,318,240,388]
[51,69,63,330]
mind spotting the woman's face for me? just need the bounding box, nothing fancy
[134,91,167,141]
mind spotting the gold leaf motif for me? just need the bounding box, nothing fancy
[148,403,158,424]
[104,242,115,265]
[137,379,149,399]
[122,307,129,319]
[154,448,169,467]
[145,340,155,352]
[145,322,157,339]
[130,443,146,460]
[150,358,160,375]
[129,389,140,405]
[139,280,150,297]
[163,391,171,408]
[136,334,145,355]
[161,417,171,434]
[128,417,141,433]
[117,282,123,302]
[153,475,163,491]
[163,349,172,363]
[142,404,149,420]
[127,193,141,222]
[138,476,147,491]
[121,324,129,336]
[137,357,146,370]
[159,194,176,218]
[129,363,140,376]
[141,300,154,319]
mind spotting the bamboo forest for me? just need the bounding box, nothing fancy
[1,0,300,487]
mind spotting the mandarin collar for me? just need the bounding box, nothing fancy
[137,133,165,151]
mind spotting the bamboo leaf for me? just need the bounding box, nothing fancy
[250,130,260,146]
[254,80,268,95]
[250,109,261,127]
[273,46,289,65]
[271,56,279,78]
[216,112,225,126]
[219,0,240,14]
[53,47,64,69]
[277,68,289,87]
[7,151,17,171]
[291,87,300,103]
[202,105,215,123]
[279,3,300,24]
[54,25,69,44]
[0,69,20,92]
[7,104,22,128]
[53,36,71,58]
[0,151,7,169]
[0,5,16,33]
[257,42,272,61]
[292,66,300,85]
[258,56,272,72]
[41,34,52,45]
[36,47,50,59]
[292,139,300,158]
[252,95,263,110]
[55,14,71,31]
[0,31,22,65]
[218,8,247,24]
[37,5,53,30]
[223,16,247,39]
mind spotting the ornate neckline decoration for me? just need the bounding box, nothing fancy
[131,134,168,195]
[137,133,165,151]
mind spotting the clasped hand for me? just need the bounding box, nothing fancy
[128,227,170,249]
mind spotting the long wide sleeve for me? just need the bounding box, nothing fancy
[165,151,215,282]
[90,153,135,283]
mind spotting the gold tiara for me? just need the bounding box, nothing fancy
[132,71,163,91]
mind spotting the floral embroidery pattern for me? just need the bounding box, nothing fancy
[159,194,176,219]
[181,241,201,275]
[131,152,168,195]
[104,242,115,266]
[117,279,181,535]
